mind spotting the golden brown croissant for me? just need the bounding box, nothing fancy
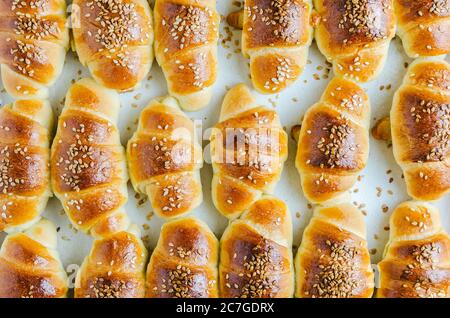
[219,196,294,298]
[0,219,68,298]
[394,0,450,57]
[153,0,220,110]
[75,225,148,298]
[127,96,203,219]
[236,0,314,94]
[377,201,450,298]
[72,0,154,91]
[0,0,69,99]
[295,76,371,204]
[145,217,219,298]
[295,203,374,298]
[0,99,53,233]
[210,84,288,219]
[50,78,129,237]
[313,0,396,82]
[391,59,450,201]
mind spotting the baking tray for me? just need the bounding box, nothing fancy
[0,1,448,288]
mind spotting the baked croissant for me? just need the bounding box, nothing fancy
[235,0,313,94]
[75,224,148,298]
[72,0,153,91]
[210,84,288,219]
[295,76,370,204]
[0,99,53,233]
[219,196,294,298]
[145,217,219,298]
[0,219,68,298]
[314,0,396,82]
[377,201,450,298]
[391,59,450,201]
[153,0,220,110]
[295,203,374,298]
[394,0,450,57]
[51,78,129,237]
[127,96,203,219]
[0,0,69,99]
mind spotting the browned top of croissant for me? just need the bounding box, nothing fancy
[220,197,293,298]
[52,113,120,193]
[243,0,311,49]
[72,0,152,90]
[316,0,395,51]
[213,107,288,190]
[296,204,374,298]
[395,0,450,25]
[146,218,218,298]
[0,0,68,93]
[75,230,147,298]
[155,0,218,56]
[378,201,450,298]
[0,220,67,298]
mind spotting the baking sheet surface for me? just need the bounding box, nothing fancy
[0,1,448,285]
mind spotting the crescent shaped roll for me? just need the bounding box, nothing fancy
[0,0,69,99]
[51,78,129,237]
[313,0,396,82]
[295,76,370,204]
[219,196,294,298]
[145,217,219,298]
[211,84,288,219]
[391,59,450,201]
[0,99,53,233]
[0,219,68,298]
[377,201,450,298]
[295,203,374,298]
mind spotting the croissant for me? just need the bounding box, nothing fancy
[145,217,219,298]
[232,0,313,94]
[75,225,147,298]
[71,0,154,91]
[313,0,396,82]
[153,0,220,110]
[219,196,294,298]
[391,59,450,201]
[0,0,69,99]
[0,100,53,233]
[295,203,374,298]
[377,201,450,298]
[50,78,129,237]
[127,96,203,219]
[295,76,370,204]
[394,0,450,57]
[0,219,68,298]
[210,84,288,219]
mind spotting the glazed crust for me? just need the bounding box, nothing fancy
[394,0,450,57]
[295,76,370,204]
[314,0,396,82]
[0,0,69,99]
[377,201,450,298]
[0,220,68,298]
[219,196,293,298]
[51,78,129,236]
[72,0,153,91]
[0,100,53,233]
[127,97,203,219]
[391,60,450,201]
[295,203,374,298]
[75,226,148,298]
[242,0,313,93]
[210,84,288,219]
[154,0,219,110]
[145,218,219,298]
